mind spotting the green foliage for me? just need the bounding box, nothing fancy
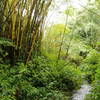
[72,3,100,49]
[91,67,100,100]
[57,64,82,90]
[46,24,70,35]
[0,56,82,100]
[0,38,14,47]
[83,50,100,100]
[1,0,100,100]
[64,7,74,16]
[85,67,100,100]
[42,24,71,60]
[0,38,15,64]
[84,50,100,65]
[81,50,100,83]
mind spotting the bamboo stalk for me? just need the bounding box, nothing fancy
[26,32,38,63]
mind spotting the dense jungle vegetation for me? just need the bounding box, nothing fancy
[0,0,100,100]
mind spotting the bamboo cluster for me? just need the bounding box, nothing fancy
[0,0,52,63]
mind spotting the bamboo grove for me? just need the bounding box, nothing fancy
[0,0,52,64]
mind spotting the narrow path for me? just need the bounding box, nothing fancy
[72,84,91,100]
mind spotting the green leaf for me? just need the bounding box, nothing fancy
[0,38,14,47]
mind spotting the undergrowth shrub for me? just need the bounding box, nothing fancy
[84,50,100,100]
[54,62,82,91]
[81,50,100,83]
[0,38,15,64]
[0,56,82,100]
[85,66,100,100]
